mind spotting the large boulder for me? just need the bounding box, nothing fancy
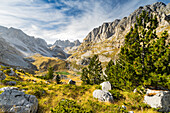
[0,87,38,113]
[144,89,170,112]
[100,81,111,91]
[93,89,114,103]
[0,71,6,80]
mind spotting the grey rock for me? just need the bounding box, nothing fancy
[0,87,18,91]
[100,81,111,91]
[0,70,6,80]
[68,79,76,85]
[76,57,90,65]
[53,39,81,50]
[144,89,170,112]
[93,89,114,103]
[50,45,67,59]
[0,88,38,113]
[6,81,16,85]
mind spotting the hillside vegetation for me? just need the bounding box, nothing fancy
[0,65,158,113]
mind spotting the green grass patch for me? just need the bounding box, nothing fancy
[56,71,70,75]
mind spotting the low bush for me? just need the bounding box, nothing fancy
[109,90,124,101]
[51,99,91,113]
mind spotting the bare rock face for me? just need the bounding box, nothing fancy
[50,45,67,59]
[53,39,81,50]
[144,89,170,112]
[68,2,170,65]
[0,26,68,68]
[0,87,38,113]
[0,71,6,80]
[93,89,114,103]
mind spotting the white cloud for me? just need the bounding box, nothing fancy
[0,0,159,44]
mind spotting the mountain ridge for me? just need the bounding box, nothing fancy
[0,26,68,69]
[67,2,170,66]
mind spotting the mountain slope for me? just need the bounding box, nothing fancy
[67,2,170,66]
[53,39,81,53]
[0,26,67,69]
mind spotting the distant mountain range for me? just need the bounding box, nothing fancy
[0,2,169,70]
[0,26,68,68]
[68,2,170,66]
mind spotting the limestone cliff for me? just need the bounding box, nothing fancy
[68,2,170,66]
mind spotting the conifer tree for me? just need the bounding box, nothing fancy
[106,11,169,90]
[46,66,54,79]
[105,60,114,76]
[81,55,104,84]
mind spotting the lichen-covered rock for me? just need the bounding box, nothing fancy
[100,81,111,91]
[0,70,6,80]
[0,87,38,113]
[93,89,114,103]
[144,89,170,112]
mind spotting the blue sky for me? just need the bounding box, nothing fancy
[0,0,169,44]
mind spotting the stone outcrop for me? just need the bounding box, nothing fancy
[0,71,6,80]
[93,89,114,103]
[0,87,38,113]
[100,81,111,91]
[144,89,170,112]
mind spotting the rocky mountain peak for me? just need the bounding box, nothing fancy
[68,2,170,65]
[74,40,81,46]
[0,26,68,68]
[53,39,81,50]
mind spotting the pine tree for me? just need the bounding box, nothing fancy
[81,55,104,85]
[46,66,54,80]
[105,60,114,76]
[106,11,169,90]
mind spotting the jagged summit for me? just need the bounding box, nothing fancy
[68,2,170,65]
[53,39,81,50]
[0,26,67,68]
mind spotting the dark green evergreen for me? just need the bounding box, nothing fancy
[45,66,54,80]
[81,55,104,85]
[106,11,170,90]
